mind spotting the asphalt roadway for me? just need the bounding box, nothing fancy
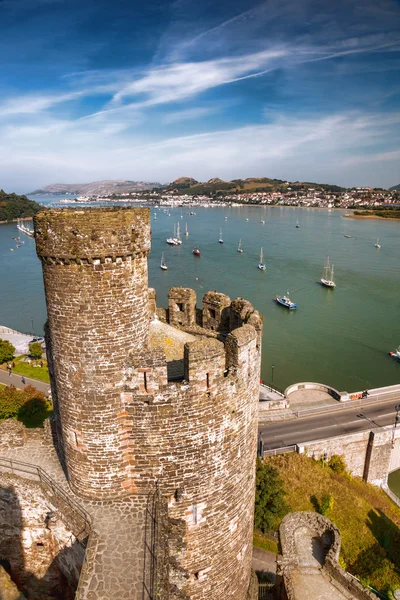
[259,392,400,450]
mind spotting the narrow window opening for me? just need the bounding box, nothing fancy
[73,431,79,447]
[177,302,184,312]
[194,572,199,580]
[36,542,44,547]
[209,308,216,319]
[206,373,210,388]
[143,372,148,393]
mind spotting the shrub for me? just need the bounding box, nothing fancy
[255,458,289,532]
[328,454,347,474]
[0,339,15,363]
[319,494,334,515]
[28,342,43,359]
[0,385,24,419]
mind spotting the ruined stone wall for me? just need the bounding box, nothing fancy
[300,427,393,485]
[0,472,85,600]
[34,208,151,500]
[122,322,261,600]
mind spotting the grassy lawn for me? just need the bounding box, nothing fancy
[253,530,279,554]
[0,355,50,383]
[264,453,400,598]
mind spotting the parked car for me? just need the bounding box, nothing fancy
[30,336,45,344]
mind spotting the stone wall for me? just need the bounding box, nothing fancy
[276,512,378,600]
[299,427,393,485]
[0,472,85,600]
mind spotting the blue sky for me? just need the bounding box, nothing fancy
[1,0,400,191]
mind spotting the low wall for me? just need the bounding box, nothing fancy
[284,382,341,401]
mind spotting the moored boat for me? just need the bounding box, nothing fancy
[237,239,243,253]
[258,247,266,271]
[295,219,299,228]
[160,252,168,270]
[192,247,200,256]
[274,293,297,310]
[218,228,223,244]
[320,256,336,288]
[375,238,381,248]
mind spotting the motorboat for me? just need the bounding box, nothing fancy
[192,247,200,256]
[375,238,381,248]
[274,293,297,310]
[389,346,400,361]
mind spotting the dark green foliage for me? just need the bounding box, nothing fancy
[310,493,334,515]
[0,338,15,363]
[354,209,400,219]
[0,189,41,221]
[255,458,289,532]
[0,384,52,427]
[0,385,24,419]
[29,341,43,359]
[328,454,347,474]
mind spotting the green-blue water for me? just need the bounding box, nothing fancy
[1,199,399,392]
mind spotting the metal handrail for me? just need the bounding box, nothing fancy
[263,445,296,457]
[261,382,285,396]
[0,456,91,534]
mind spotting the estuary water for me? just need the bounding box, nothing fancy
[0,197,399,393]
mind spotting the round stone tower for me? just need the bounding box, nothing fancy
[34,207,151,499]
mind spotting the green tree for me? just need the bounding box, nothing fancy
[0,385,24,419]
[29,341,43,359]
[254,458,289,532]
[0,338,15,363]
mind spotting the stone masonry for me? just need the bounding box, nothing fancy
[20,207,264,600]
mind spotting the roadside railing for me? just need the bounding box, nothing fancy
[263,445,296,457]
[293,392,398,418]
[258,581,274,599]
[0,456,91,537]
[260,382,285,396]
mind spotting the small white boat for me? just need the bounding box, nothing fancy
[295,220,299,228]
[175,222,182,245]
[320,256,336,288]
[185,223,189,236]
[245,218,249,221]
[389,345,400,361]
[218,228,223,244]
[374,238,381,249]
[258,247,266,271]
[160,252,168,270]
[237,239,243,253]
[260,219,265,224]
[225,216,228,220]
[167,224,179,245]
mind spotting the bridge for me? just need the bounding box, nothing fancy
[259,383,400,487]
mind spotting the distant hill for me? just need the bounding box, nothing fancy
[163,176,346,195]
[29,180,161,196]
[389,184,400,191]
[0,189,42,222]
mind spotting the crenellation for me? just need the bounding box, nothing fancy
[168,287,197,327]
[202,291,231,331]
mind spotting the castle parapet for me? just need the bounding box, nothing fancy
[168,287,197,326]
[184,338,226,392]
[202,291,231,331]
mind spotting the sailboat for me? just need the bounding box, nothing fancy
[218,228,224,244]
[258,248,266,271]
[185,223,189,236]
[237,239,243,253]
[374,238,381,248]
[160,252,168,270]
[167,224,179,245]
[295,219,300,228]
[320,256,336,288]
[175,222,182,245]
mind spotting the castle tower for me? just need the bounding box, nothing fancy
[35,207,262,599]
[34,208,151,499]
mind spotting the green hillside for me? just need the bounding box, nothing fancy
[256,453,400,598]
[0,189,42,222]
[389,184,400,191]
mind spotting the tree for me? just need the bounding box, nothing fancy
[254,458,289,532]
[0,338,15,363]
[29,341,43,359]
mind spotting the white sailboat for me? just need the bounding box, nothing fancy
[175,222,182,244]
[218,228,224,244]
[185,223,189,236]
[320,256,336,288]
[237,239,243,253]
[295,219,299,228]
[167,224,179,245]
[258,247,266,271]
[160,252,168,270]
[374,238,381,248]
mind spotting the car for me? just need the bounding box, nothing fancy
[29,336,45,344]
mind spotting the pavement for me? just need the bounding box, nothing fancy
[0,368,50,394]
[252,547,277,580]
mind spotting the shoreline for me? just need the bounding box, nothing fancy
[344,213,400,221]
[0,216,34,225]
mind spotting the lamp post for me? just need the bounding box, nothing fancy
[271,365,274,386]
[31,317,34,337]
[392,404,400,448]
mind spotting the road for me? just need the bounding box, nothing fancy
[259,392,400,450]
[0,368,50,394]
